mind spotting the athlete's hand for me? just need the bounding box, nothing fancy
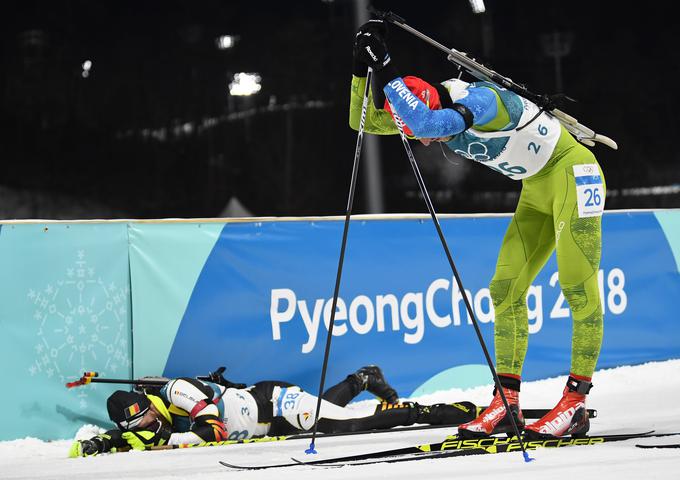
[354,21,391,72]
[68,437,105,457]
[355,33,391,71]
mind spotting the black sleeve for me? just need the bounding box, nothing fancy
[96,429,126,452]
[371,63,400,110]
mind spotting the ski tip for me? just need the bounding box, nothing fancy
[523,452,536,463]
[219,461,248,470]
[305,443,318,455]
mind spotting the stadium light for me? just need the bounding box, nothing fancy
[468,0,486,14]
[216,35,236,50]
[229,73,262,96]
[81,59,92,78]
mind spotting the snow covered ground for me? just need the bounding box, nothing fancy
[2,359,679,480]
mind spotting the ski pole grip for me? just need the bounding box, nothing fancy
[65,371,99,388]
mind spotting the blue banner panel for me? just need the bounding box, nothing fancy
[0,223,132,441]
[164,212,680,399]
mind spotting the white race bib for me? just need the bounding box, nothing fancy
[272,386,316,430]
[573,164,605,218]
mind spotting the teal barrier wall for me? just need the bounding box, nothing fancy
[0,222,132,441]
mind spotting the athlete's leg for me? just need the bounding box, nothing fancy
[322,366,399,406]
[270,386,472,434]
[459,194,556,437]
[491,195,556,376]
[318,403,417,433]
[525,151,605,438]
[550,160,605,378]
[321,374,364,407]
[271,386,371,432]
[318,402,478,433]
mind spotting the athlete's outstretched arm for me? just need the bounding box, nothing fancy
[383,77,497,138]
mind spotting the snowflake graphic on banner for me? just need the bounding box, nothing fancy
[27,249,131,409]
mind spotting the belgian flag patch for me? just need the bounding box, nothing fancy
[125,403,141,419]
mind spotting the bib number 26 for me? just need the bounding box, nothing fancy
[573,164,605,217]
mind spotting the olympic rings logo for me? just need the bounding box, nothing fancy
[454,142,491,163]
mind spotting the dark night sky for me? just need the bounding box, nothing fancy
[1,1,678,218]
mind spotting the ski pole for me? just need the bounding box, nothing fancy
[388,105,534,463]
[305,67,374,455]
[370,7,617,150]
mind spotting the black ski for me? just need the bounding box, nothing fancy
[219,430,679,470]
[636,443,680,449]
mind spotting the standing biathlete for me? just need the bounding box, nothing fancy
[350,20,606,439]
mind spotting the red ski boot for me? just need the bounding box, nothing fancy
[457,379,524,438]
[524,375,592,439]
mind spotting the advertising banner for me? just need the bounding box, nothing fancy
[156,211,680,399]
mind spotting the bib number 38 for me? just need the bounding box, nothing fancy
[573,164,605,218]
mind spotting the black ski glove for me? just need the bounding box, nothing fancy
[80,437,105,455]
[353,18,400,109]
[68,434,114,457]
[355,22,391,72]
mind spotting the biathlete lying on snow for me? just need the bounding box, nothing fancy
[69,365,477,457]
